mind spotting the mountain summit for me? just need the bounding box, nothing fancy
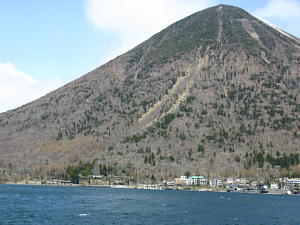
[1,5,299,180]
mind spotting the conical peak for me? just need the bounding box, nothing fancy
[135,4,256,65]
[193,4,253,20]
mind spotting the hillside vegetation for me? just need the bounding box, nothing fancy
[0,5,299,182]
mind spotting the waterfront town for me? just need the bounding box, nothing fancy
[9,175,300,195]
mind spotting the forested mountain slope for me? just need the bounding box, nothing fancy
[0,5,299,181]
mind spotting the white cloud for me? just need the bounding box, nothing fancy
[254,0,300,37]
[0,62,62,113]
[85,0,216,63]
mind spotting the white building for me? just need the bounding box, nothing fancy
[186,176,207,186]
[270,183,279,190]
[281,178,300,187]
[210,179,222,187]
[175,176,187,185]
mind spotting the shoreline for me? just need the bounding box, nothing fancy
[1,181,296,196]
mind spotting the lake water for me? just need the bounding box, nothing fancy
[0,184,299,225]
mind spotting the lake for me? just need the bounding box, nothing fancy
[0,184,299,225]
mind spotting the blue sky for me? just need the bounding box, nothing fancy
[0,0,300,112]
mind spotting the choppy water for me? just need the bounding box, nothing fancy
[0,184,299,225]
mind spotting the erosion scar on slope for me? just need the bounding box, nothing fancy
[217,6,223,46]
[136,59,204,131]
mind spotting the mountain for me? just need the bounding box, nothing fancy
[1,5,300,181]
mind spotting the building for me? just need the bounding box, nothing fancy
[210,179,222,187]
[250,180,259,189]
[270,183,279,190]
[280,178,300,187]
[186,176,207,186]
[235,178,249,184]
[92,175,103,179]
[163,179,176,186]
[225,177,234,184]
[175,176,188,185]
